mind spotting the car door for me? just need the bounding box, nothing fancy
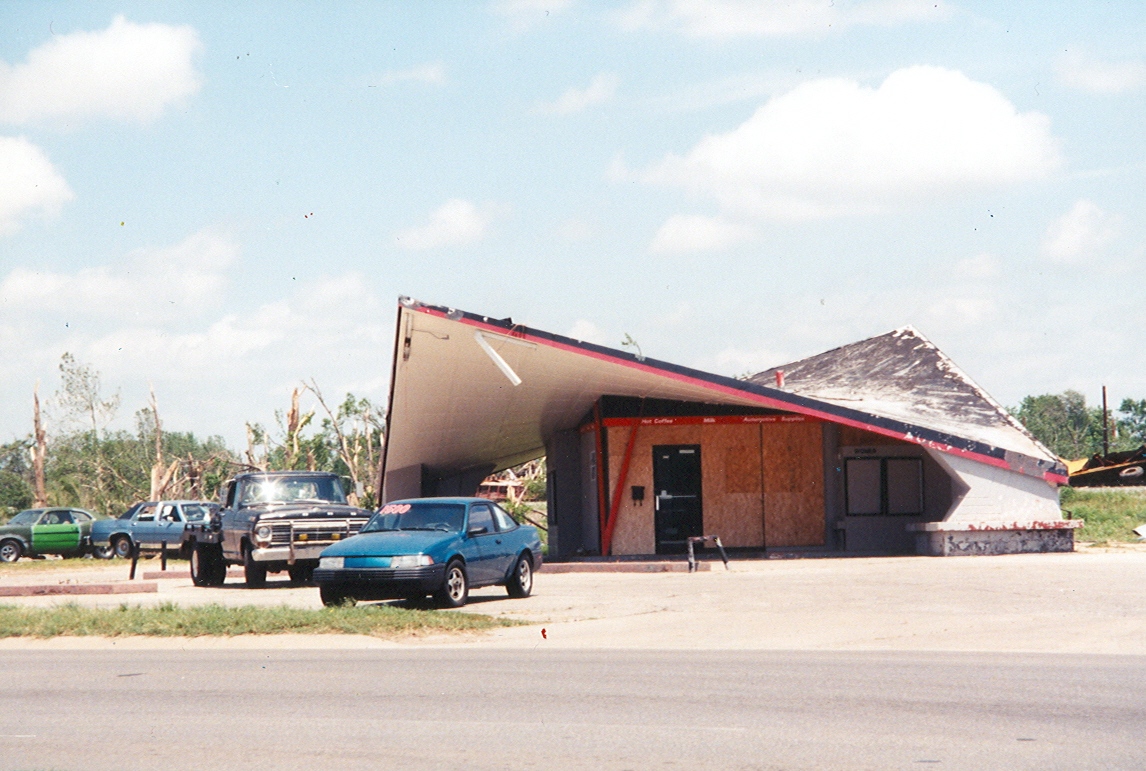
[465,503,499,585]
[488,504,521,578]
[151,503,184,549]
[32,510,80,553]
[131,504,160,545]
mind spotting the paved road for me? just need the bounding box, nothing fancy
[3,649,1143,770]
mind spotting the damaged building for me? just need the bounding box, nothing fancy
[380,298,1077,559]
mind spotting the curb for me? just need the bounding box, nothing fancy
[542,561,711,573]
[0,582,159,597]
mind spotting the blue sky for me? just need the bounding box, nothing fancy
[1,1,1144,447]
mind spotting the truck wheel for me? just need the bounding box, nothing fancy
[288,565,313,585]
[243,546,267,588]
[112,536,133,559]
[320,585,354,607]
[191,543,227,587]
[0,539,22,563]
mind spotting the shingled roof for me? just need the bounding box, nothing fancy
[750,326,1058,466]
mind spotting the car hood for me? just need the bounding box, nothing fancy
[320,529,457,557]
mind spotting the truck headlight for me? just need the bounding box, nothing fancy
[254,525,272,546]
[390,554,433,569]
[319,557,343,570]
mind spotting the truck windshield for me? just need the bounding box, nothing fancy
[362,503,465,533]
[239,477,347,506]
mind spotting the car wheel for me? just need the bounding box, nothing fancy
[112,536,133,559]
[288,565,314,585]
[0,540,22,563]
[320,585,355,607]
[434,560,469,608]
[243,546,267,588]
[91,544,114,559]
[506,553,533,598]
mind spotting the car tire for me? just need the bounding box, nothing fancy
[320,585,354,607]
[0,539,22,563]
[506,553,533,598]
[112,536,133,560]
[288,565,313,585]
[434,560,469,608]
[243,546,267,588]
[91,544,114,559]
[191,543,227,587]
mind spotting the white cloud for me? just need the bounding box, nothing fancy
[649,214,754,253]
[0,16,202,125]
[371,62,447,87]
[0,233,388,445]
[567,319,607,345]
[714,346,790,376]
[1041,200,1119,264]
[394,199,498,250]
[536,73,618,115]
[1056,51,1146,94]
[0,136,73,234]
[616,0,948,39]
[644,66,1062,219]
[0,229,237,317]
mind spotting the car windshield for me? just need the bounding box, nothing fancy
[239,476,347,506]
[181,504,213,522]
[8,510,41,525]
[362,502,466,533]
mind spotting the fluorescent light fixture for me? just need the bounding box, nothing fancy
[474,331,523,386]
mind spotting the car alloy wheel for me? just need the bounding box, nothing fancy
[436,560,468,608]
[507,553,533,598]
[0,540,22,563]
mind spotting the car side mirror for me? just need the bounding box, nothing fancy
[467,526,488,537]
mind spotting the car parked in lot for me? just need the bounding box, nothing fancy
[89,500,218,559]
[313,497,542,607]
[0,507,98,562]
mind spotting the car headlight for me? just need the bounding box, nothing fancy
[254,525,272,546]
[390,554,434,569]
[319,557,343,570]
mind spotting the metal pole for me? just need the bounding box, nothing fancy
[129,541,140,580]
[161,541,167,571]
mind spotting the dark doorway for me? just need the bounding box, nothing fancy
[653,445,703,554]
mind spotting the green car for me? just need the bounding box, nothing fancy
[0,508,98,562]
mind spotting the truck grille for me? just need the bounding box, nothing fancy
[268,519,369,547]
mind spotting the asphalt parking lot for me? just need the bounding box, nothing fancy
[3,546,1145,653]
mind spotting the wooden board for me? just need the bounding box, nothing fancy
[762,422,825,547]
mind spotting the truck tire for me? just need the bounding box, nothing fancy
[243,545,267,588]
[191,543,226,587]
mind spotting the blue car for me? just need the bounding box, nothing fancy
[89,500,218,559]
[313,497,543,608]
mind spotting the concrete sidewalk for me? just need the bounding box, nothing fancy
[2,548,1145,653]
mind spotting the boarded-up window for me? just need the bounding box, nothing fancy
[723,446,760,493]
[886,459,923,515]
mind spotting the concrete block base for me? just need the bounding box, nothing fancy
[914,528,1075,557]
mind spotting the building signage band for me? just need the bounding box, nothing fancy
[600,414,816,428]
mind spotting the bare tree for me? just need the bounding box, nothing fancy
[31,383,47,507]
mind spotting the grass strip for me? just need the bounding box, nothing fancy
[1061,487,1146,543]
[0,601,522,639]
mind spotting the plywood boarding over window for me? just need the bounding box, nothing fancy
[604,420,825,554]
[762,421,824,547]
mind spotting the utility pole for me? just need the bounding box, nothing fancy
[1102,385,1110,458]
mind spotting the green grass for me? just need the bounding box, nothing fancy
[0,601,522,639]
[1061,487,1146,544]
